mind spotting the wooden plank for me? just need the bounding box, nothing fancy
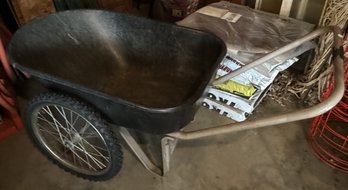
[279,0,293,17]
[98,0,132,12]
[10,0,55,25]
[8,0,24,25]
[255,0,263,10]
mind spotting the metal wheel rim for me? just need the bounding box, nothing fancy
[31,104,111,176]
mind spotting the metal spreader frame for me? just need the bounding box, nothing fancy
[119,26,345,176]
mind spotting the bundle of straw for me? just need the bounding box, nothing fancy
[268,0,348,106]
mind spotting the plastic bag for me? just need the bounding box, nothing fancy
[177,1,314,54]
[178,1,316,121]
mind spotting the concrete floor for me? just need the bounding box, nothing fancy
[0,100,347,190]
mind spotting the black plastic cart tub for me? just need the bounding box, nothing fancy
[8,10,226,134]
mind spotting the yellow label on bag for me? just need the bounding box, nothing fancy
[215,80,256,97]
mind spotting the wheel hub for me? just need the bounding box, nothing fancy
[63,140,75,149]
[63,133,83,149]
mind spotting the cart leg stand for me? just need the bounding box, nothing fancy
[161,136,178,175]
[119,127,163,175]
[119,126,179,176]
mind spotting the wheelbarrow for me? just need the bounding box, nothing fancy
[7,10,345,181]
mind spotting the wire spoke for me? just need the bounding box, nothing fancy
[39,127,60,137]
[43,106,70,134]
[42,106,67,132]
[78,140,95,170]
[83,134,100,139]
[71,113,80,127]
[38,127,65,146]
[37,122,71,157]
[72,149,84,169]
[48,144,66,157]
[75,142,107,169]
[37,114,55,127]
[87,151,111,161]
[42,106,67,143]
[68,109,79,128]
[53,106,78,140]
[80,138,110,162]
[72,151,77,165]
[37,130,67,154]
[69,147,97,171]
[81,127,99,138]
[86,142,109,152]
[37,113,70,146]
[59,147,70,157]
[79,122,91,136]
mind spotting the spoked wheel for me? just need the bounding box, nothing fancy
[24,93,123,181]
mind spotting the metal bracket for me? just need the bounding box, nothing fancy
[119,127,163,176]
[119,127,180,176]
[161,136,178,175]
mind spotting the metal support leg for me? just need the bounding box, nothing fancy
[161,136,178,175]
[119,127,163,176]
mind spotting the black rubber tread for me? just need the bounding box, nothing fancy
[24,92,123,181]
